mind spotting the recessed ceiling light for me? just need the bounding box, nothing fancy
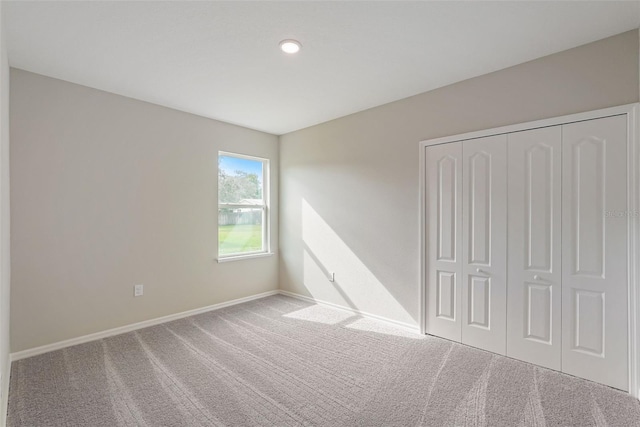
[279,39,301,54]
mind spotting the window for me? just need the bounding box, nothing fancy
[218,152,269,259]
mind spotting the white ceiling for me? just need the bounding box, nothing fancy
[5,1,640,135]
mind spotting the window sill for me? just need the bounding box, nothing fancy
[216,252,275,263]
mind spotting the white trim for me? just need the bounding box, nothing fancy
[216,252,274,263]
[218,150,268,163]
[419,103,640,399]
[0,357,9,427]
[9,288,421,364]
[278,290,420,334]
[218,151,271,258]
[419,128,427,335]
[219,203,266,209]
[420,104,637,148]
[629,104,640,399]
[10,290,279,362]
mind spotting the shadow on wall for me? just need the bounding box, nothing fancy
[301,198,415,327]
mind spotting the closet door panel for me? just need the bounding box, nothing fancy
[506,126,562,370]
[562,115,628,391]
[425,142,463,342]
[462,135,507,354]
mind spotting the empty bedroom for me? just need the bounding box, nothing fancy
[1,1,640,426]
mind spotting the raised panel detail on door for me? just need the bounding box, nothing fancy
[437,156,457,262]
[469,275,490,328]
[507,126,562,370]
[562,115,628,391]
[572,137,605,277]
[526,283,552,344]
[426,142,463,342]
[469,152,491,265]
[462,135,507,355]
[573,289,604,357]
[436,271,456,320]
[526,145,553,272]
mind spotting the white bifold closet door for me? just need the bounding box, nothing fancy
[425,142,463,342]
[461,135,508,355]
[507,126,563,370]
[425,112,631,391]
[561,115,628,391]
[426,136,508,355]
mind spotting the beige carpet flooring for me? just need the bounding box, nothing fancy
[7,295,640,426]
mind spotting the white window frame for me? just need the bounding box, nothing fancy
[217,151,271,262]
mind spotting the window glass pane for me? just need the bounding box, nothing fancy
[218,152,268,257]
[218,207,263,255]
[218,155,263,204]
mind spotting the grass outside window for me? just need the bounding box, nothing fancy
[218,224,263,256]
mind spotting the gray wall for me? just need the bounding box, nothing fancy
[8,29,640,353]
[279,30,640,327]
[0,2,10,422]
[10,70,279,352]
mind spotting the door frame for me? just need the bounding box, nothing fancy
[419,103,640,398]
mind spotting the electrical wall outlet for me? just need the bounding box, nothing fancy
[134,284,144,297]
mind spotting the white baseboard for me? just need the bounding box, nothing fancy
[277,290,420,334]
[10,288,420,363]
[10,290,279,362]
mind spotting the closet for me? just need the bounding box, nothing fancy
[421,105,638,395]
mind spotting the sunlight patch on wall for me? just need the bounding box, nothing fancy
[302,199,414,326]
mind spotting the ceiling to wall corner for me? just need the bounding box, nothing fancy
[5,1,640,135]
